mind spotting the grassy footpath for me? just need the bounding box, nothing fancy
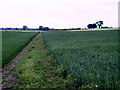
[2,33,74,89]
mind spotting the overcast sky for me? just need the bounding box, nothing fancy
[0,0,119,28]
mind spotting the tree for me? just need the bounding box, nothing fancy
[23,25,28,30]
[87,24,93,29]
[87,23,97,29]
[39,26,43,30]
[96,21,103,28]
[44,27,49,31]
[92,24,97,28]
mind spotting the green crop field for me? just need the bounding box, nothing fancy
[2,31,38,67]
[2,29,120,88]
[43,30,119,88]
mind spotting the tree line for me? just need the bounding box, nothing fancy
[1,20,107,30]
[87,21,103,29]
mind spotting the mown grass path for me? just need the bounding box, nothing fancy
[2,33,73,89]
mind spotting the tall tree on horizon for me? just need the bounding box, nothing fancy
[96,21,103,28]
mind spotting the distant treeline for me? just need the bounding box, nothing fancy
[0,26,81,31]
[0,22,114,31]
